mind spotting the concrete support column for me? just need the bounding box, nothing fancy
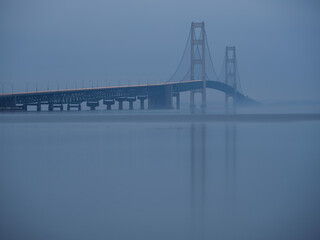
[138,96,147,110]
[87,101,99,111]
[106,103,113,110]
[53,104,63,111]
[126,97,136,110]
[37,103,41,112]
[140,99,145,110]
[129,101,134,110]
[67,103,81,111]
[48,103,53,112]
[173,92,180,110]
[22,104,27,111]
[190,91,195,111]
[116,98,125,110]
[103,99,115,110]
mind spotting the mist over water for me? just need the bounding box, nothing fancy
[0,107,319,240]
[1,0,320,239]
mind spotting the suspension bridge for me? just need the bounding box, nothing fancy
[0,22,256,112]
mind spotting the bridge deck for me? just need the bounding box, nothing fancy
[0,80,255,109]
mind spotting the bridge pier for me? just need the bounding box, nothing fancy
[22,104,27,111]
[87,101,99,111]
[138,96,147,110]
[116,97,125,110]
[103,99,115,110]
[126,97,136,110]
[53,104,63,111]
[148,85,173,110]
[189,90,206,112]
[67,103,81,111]
[190,91,195,111]
[48,103,54,112]
[173,92,180,110]
[37,103,41,112]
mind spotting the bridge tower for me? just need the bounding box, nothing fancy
[190,22,206,111]
[225,46,237,113]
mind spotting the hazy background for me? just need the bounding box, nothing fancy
[1,1,320,239]
[0,0,320,102]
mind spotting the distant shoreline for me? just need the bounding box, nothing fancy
[0,113,320,123]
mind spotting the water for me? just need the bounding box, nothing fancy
[0,110,320,240]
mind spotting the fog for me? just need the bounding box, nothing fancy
[1,1,320,240]
[1,0,320,101]
[0,113,319,240]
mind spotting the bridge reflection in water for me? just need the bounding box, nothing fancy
[190,122,237,240]
[1,114,319,239]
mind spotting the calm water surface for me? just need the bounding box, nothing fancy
[0,110,319,240]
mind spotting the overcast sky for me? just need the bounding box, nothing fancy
[0,0,319,101]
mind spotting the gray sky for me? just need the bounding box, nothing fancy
[0,0,319,101]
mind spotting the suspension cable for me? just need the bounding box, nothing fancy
[166,29,191,83]
[205,34,219,81]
